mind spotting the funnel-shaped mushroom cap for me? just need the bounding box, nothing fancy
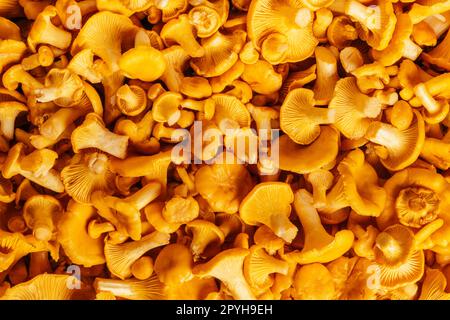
[0,39,26,74]
[191,30,246,78]
[325,148,386,217]
[419,268,450,300]
[422,23,450,71]
[372,14,422,67]
[374,224,414,266]
[189,4,223,38]
[155,0,188,22]
[57,201,105,267]
[211,94,251,129]
[195,161,254,214]
[248,0,318,63]
[34,68,84,107]
[254,225,285,255]
[0,230,36,272]
[186,219,225,259]
[377,168,449,230]
[373,225,425,289]
[105,231,170,280]
[160,46,190,92]
[154,243,193,285]
[161,14,204,58]
[27,6,72,52]
[0,101,27,140]
[329,77,382,139]
[241,60,283,95]
[0,274,87,300]
[71,11,138,72]
[94,274,166,300]
[68,49,103,84]
[152,92,182,125]
[61,152,116,204]
[101,181,162,240]
[293,263,336,300]
[277,126,340,174]
[280,88,336,145]
[23,195,62,242]
[365,110,425,171]
[71,113,129,159]
[239,182,297,243]
[119,46,166,82]
[193,248,256,300]
[288,189,354,264]
[243,244,289,292]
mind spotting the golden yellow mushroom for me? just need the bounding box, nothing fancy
[321,148,386,217]
[247,0,318,64]
[71,11,138,72]
[71,113,129,159]
[240,60,283,95]
[239,182,297,243]
[191,30,246,78]
[277,126,339,174]
[0,274,90,300]
[57,200,106,267]
[119,45,166,82]
[419,268,450,300]
[154,243,193,286]
[94,274,166,300]
[192,248,256,300]
[105,231,170,280]
[186,219,225,259]
[27,6,72,52]
[23,195,62,242]
[372,224,425,289]
[280,88,335,145]
[377,168,450,230]
[313,46,339,105]
[328,77,382,139]
[365,110,425,171]
[293,263,336,300]
[287,189,354,264]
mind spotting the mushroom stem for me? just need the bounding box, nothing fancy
[269,213,298,245]
[116,85,140,109]
[29,252,51,279]
[294,190,335,251]
[109,150,172,178]
[365,121,403,150]
[125,181,162,210]
[88,220,115,239]
[321,178,349,214]
[402,38,423,61]
[346,0,377,27]
[414,83,441,115]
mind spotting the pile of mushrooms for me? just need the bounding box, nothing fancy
[1,0,450,300]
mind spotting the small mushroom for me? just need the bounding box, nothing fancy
[23,195,62,242]
[105,231,170,279]
[192,248,256,300]
[239,182,297,243]
[287,189,354,264]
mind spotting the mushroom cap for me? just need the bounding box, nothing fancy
[372,14,417,66]
[239,182,297,243]
[192,247,256,300]
[374,224,415,266]
[71,11,138,72]
[337,148,386,217]
[186,219,225,258]
[160,45,190,92]
[195,160,254,214]
[144,202,182,234]
[365,110,425,171]
[191,30,246,78]
[152,91,182,125]
[419,268,450,300]
[247,0,318,63]
[93,274,166,300]
[211,94,251,129]
[0,274,89,300]
[119,46,166,82]
[240,60,283,95]
[23,195,62,242]
[277,125,340,174]
[377,168,450,230]
[293,263,336,300]
[280,88,336,145]
[105,231,170,280]
[329,77,382,139]
[57,200,105,267]
[155,0,188,22]
[61,152,116,204]
[154,243,193,285]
